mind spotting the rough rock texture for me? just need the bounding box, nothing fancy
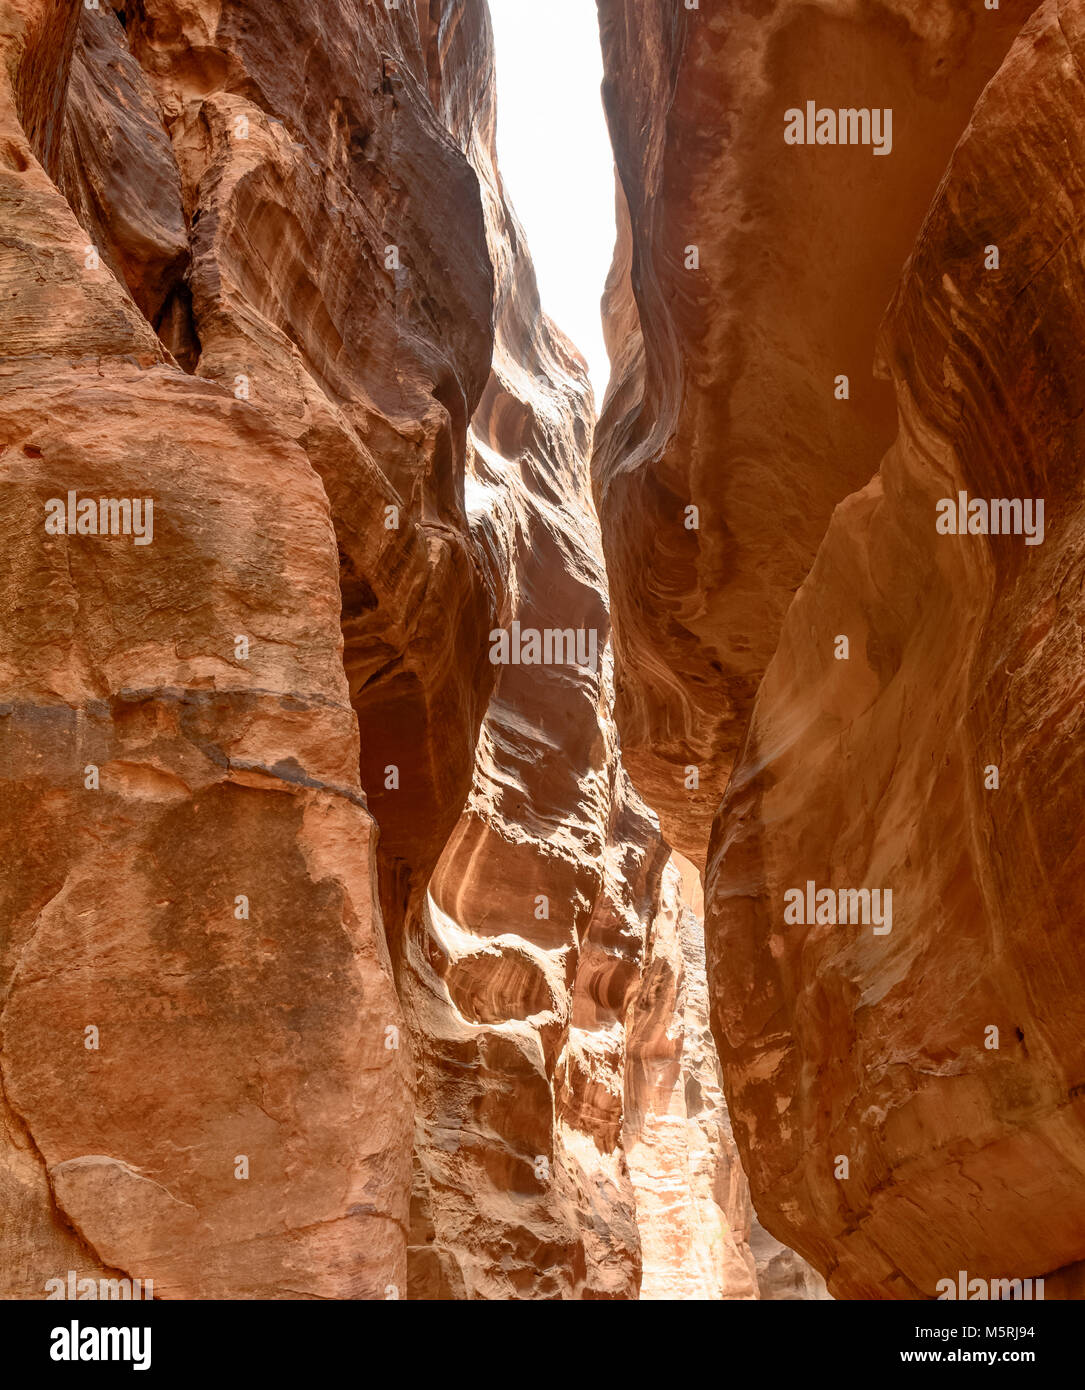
[120,0,498,911]
[0,0,410,1299]
[621,854,826,1301]
[57,7,189,329]
[401,14,782,1296]
[594,0,1085,1302]
[593,0,1043,864]
[0,0,814,1302]
[704,0,1085,1299]
[624,857,758,1300]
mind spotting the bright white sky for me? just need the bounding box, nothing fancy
[488,0,616,411]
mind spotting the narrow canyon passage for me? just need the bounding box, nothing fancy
[593,0,1085,1301]
[0,0,1081,1316]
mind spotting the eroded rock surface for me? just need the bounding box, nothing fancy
[1,0,806,1302]
[623,855,758,1300]
[590,0,1085,1302]
[402,15,777,1295]
[593,0,1043,863]
[704,1,1085,1298]
[0,0,411,1300]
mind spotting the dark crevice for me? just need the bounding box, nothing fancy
[153,280,202,375]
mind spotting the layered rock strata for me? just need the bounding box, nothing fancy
[0,0,411,1300]
[0,0,809,1301]
[398,7,782,1296]
[624,854,826,1300]
[593,0,1043,863]
[706,0,1085,1299]
[594,0,1085,1300]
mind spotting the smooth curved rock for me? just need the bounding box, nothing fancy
[705,0,1085,1298]
[2,0,825,1302]
[402,8,655,1295]
[593,0,1043,863]
[57,8,189,328]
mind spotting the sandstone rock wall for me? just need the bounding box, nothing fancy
[0,0,803,1301]
[594,0,1085,1299]
[593,0,1042,864]
[397,4,782,1299]
[0,0,411,1300]
[706,0,1085,1299]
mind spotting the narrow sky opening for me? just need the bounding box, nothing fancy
[488,1,616,411]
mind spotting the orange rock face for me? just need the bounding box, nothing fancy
[705,0,1085,1299]
[624,854,826,1301]
[0,0,412,1301]
[1,0,818,1302]
[595,0,1085,1300]
[593,0,1043,863]
[400,15,788,1295]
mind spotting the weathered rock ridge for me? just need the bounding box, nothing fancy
[0,0,815,1301]
[594,0,1043,864]
[595,0,1085,1299]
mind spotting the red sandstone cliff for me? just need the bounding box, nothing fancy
[0,0,804,1301]
[7,0,1069,1307]
[705,0,1085,1299]
[593,0,1043,864]
[594,0,1085,1299]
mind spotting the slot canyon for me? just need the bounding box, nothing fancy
[0,0,1082,1307]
